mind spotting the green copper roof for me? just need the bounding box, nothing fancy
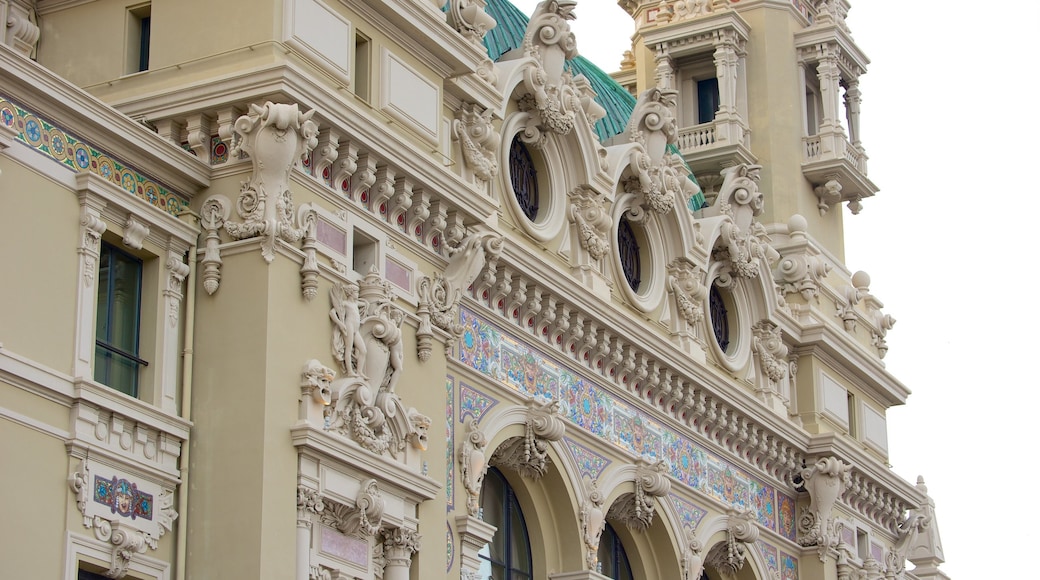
[480,0,705,208]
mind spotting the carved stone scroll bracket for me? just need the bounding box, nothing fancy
[319,480,386,537]
[774,214,832,302]
[797,456,853,562]
[490,397,565,480]
[447,0,497,48]
[4,4,40,58]
[608,459,671,533]
[122,214,150,250]
[417,234,503,361]
[459,418,489,517]
[199,195,230,295]
[705,509,760,576]
[580,479,606,570]
[224,102,319,263]
[814,178,842,216]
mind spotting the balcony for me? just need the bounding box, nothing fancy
[801,129,877,214]
[675,114,755,179]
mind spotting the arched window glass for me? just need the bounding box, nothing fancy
[709,283,729,352]
[478,468,533,580]
[618,217,641,292]
[597,523,633,580]
[509,136,539,221]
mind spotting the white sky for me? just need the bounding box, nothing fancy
[510,1,1040,577]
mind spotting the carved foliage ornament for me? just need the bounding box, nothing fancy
[667,258,708,327]
[68,461,177,579]
[568,186,611,261]
[318,480,386,537]
[224,102,319,263]
[453,103,501,184]
[752,320,789,387]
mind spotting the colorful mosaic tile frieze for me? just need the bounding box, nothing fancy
[446,376,455,510]
[459,382,498,423]
[564,437,611,480]
[1,96,189,216]
[777,490,797,542]
[758,542,779,578]
[457,307,795,538]
[669,494,708,530]
[781,551,799,580]
[446,522,455,573]
[93,475,153,521]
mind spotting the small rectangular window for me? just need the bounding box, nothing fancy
[95,242,147,396]
[354,32,371,101]
[697,78,720,124]
[127,4,152,73]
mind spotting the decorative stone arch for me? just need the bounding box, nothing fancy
[693,511,769,580]
[584,461,683,579]
[456,398,584,577]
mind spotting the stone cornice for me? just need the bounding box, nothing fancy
[291,423,441,504]
[640,8,752,57]
[0,45,210,196]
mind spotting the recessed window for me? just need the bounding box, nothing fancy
[126,4,152,74]
[478,468,533,580]
[709,282,730,353]
[618,217,641,292]
[697,77,720,124]
[95,242,147,397]
[354,32,371,101]
[597,523,633,580]
[509,135,539,222]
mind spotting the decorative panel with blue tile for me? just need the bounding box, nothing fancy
[0,95,190,216]
[459,383,497,423]
[564,437,611,480]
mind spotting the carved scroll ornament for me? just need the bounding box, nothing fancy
[224,102,319,263]
[798,456,853,561]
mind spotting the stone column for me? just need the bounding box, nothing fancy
[654,44,675,90]
[381,528,420,580]
[815,47,842,134]
[160,247,190,413]
[844,78,862,147]
[296,487,324,580]
[713,32,740,117]
[455,515,497,579]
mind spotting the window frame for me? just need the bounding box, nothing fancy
[478,467,533,580]
[94,241,148,397]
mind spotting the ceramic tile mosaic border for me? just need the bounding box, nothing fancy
[456,306,796,539]
[459,382,498,423]
[0,95,190,216]
[781,550,799,580]
[563,437,611,480]
[668,494,708,531]
[446,376,455,511]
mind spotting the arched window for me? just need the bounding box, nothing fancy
[479,468,533,580]
[597,523,633,580]
[509,136,539,221]
[618,217,641,291]
[709,283,729,352]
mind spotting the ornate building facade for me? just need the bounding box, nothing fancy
[0,0,948,579]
